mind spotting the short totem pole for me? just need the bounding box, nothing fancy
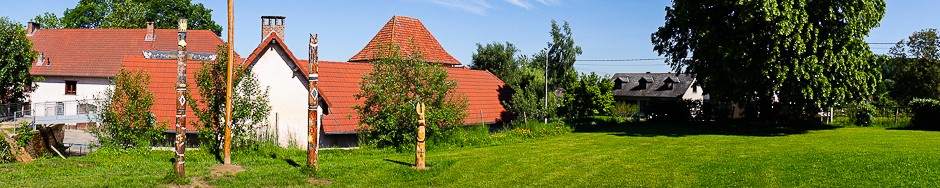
[174,18,188,177]
[415,102,427,170]
[307,34,321,169]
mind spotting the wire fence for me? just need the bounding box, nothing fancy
[831,105,911,128]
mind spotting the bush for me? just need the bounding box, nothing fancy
[853,102,875,126]
[909,98,940,129]
[611,102,638,119]
[88,69,165,148]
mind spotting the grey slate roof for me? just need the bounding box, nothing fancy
[611,73,695,98]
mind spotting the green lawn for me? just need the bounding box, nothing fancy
[2,124,940,187]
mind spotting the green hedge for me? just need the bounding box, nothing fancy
[909,99,940,129]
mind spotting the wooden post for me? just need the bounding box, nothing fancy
[308,34,320,169]
[415,102,427,170]
[223,0,234,165]
[174,18,188,178]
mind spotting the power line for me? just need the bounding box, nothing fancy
[576,58,665,62]
[575,63,666,67]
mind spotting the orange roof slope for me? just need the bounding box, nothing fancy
[122,56,207,131]
[28,29,224,77]
[314,61,508,134]
[348,16,461,65]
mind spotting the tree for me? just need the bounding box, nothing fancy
[561,72,614,118]
[531,20,582,91]
[0,17,40,104]
[652,0,886,116]
[189,45,271,154]
[88,69,163,148]
[887,29,940,103]
[503,65,557,123]
[471,42,520,80]
[355,43,467,149]
[36,0,222,36]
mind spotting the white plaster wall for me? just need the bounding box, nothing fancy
[250,45,312,149]
[681,85,704,101]
[30,76,112,116]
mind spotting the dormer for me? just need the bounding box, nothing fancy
[638,76,653,89]
[614,76,629,90]
[663,76,680,90]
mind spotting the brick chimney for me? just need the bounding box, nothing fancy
[26,22,39,36]
[145,22,155,41]
[261,16,286,40]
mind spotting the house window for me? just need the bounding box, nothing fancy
[665,82,676,90]
[55,102,65,116]
[65,81,77,95]
[78,104,97,115]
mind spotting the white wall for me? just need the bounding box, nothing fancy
[682,85,704,101]
[250,44,314,149]
[30,76,112,116]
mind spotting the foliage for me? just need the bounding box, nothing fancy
[853,102,875,126]
[88,69,164,148]
[611,102,639,119]
[652,0,887,115]
[909,98,940,129]
[471,42,520,79]
[36,0,222,36]
[355,43,468,150]
[503,66,558,123]
[531,20,582,91]
[0,17,41,104]
[561,72,615,118]
[190,45,271,155]
[886,29,940,103]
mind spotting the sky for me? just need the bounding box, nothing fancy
[5,0,940,75]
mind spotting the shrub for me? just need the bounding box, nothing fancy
[909,98,940,129]
[611,102,638,119]
[853,102,875,126]
[88,69,164,148]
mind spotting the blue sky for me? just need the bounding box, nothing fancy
[5,0,939,75]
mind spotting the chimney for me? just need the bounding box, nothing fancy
[26,22,39,36]
[145,22,155,41]
[261,16,286,40]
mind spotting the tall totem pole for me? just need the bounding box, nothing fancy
[174,19,189,177]
[415,102,427,170]
[308,34,320,169]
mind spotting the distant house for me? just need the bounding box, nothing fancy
[611,72,704,115]
[244,15,508,148]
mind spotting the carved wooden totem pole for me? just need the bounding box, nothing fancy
[174,19,188,177]
[308,34,321,169]
[415,102,427,170]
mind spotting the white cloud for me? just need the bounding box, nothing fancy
[423,0,492,15]
[535,0,561,6]
[504,0,533,9]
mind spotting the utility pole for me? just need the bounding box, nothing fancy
[223,0,234,165]
[174,18,188,178]
[544,43,555,124]
[308,34,320,169]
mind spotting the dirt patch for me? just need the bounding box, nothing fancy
[209,164,245,177]
[75,162,95,167]
[161,177,212,188]
[308,178,333,185]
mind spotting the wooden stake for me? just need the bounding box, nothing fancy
[223,0,234,165]
[174,18,188,178]
[308,34,320,169]
[415,102,427,170]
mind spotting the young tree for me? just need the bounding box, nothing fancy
[355,43,467,149]
[89,69,163,148]
[503,65,557,123]
[189,45,270,154]
[531,20,582,91]
[887,29,940,103]
[652,0,886,116]
[0,17,41,104]
[561,72,614,118]
[36,0,222,36]
[471,42,520,80]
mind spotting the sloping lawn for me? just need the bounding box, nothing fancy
[2,125,939,187]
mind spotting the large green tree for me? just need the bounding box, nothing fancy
[33,0,222,36]
[652,0,886,115]
[471,42,520,80]
[355,43,467,149]
[887,29,940,102]
[0,17,40,104]
[532,20,582,91]
[561,72,614,118]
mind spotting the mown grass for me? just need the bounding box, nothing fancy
[2,123,940,187]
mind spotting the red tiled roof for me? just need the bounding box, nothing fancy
[28,29,224,77]
[243,34,307,73]
[311,61,508,134]
[349,16,461,65]
[121,56,207,130]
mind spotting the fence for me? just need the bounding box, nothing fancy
[831,105,911,127]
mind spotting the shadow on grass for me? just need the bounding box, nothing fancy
[383,159,413,167]
[571,119,838,137]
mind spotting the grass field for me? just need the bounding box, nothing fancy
[2,123,939,187]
